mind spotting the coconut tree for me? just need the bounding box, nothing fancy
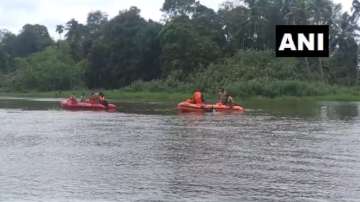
[56,25,64,40]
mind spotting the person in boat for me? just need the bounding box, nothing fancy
[218,88,227,104]
[191,88,204,104]
[99,92,109,107]
[225,92,234,106]
[218,88,234,106]
[80,93,86,102]
[88,92,98,104]
[69,96,78,104]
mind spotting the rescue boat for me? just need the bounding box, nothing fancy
[60,97,117,112]
[177,100,244,113]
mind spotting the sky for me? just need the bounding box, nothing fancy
[0,0,353,39]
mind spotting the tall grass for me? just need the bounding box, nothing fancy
[225,80,340,98]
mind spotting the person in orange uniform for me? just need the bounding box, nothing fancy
[192,89,204,104]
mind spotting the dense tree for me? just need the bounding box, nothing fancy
[0,0,360,92]
[13,45,83,91]
[0,48,12,73]
[63,12,108,61]
[0,30,14,72]
[160,1,223,78]
[161,0,196,18]
[85,7,162,88]
[87,11,108,33]
[159,16,221,77]
[0,29,7,42]
[192,3,226,50]
[0,25,53,59]
[83,11,109,57]
[65,19,88,60]
[0,32,17,58]
[15,24,53,57]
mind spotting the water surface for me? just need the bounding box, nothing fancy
[0,97,360,201]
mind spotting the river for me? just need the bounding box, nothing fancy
[0,97,360,201]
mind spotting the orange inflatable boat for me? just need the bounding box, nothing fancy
[177,100,245,113]
[60,97,117,112]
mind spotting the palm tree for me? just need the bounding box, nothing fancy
[56,25,64,40]
[307,0,334,81]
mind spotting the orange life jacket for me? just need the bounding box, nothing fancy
[89,96,97,104]
[193,91,203,104]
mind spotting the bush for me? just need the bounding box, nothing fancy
[119,49,360,99]
[11,45,84,91]
[226,80,340,98]
[189,49,301,92]
[124,78,193,93]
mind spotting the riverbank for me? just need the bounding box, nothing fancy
[0,90,189,103]
[1,90,360,103]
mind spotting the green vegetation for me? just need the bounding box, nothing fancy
[2,88,360,104]
[1,0,360,100]
[9,44,84,91]
[0,90,189,103]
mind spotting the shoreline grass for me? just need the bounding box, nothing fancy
[0,89,360,103]
[0,90,190,103]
